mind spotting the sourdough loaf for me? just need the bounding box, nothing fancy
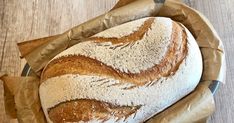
[39,17,203,123]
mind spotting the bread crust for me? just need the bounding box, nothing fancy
[39,17,202,123]
[41,19,187,86]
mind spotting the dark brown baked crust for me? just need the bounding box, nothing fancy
[48,99,140,123]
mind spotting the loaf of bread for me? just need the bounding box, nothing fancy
[39,17,203,123]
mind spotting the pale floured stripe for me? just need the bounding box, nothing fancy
[52,17,172,74]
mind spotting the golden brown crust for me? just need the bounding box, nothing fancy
[88,18,155,44]
[41,21,187,87]
[48,99,140,123]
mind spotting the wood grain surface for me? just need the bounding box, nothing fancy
[0,0,233,123]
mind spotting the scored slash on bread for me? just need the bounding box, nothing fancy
[41,18,187,86]
[48,99,140,123]
[39,17,203,123]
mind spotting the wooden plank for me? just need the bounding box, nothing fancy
[0,0,233,123]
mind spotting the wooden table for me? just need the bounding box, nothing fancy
[0,0,233,122]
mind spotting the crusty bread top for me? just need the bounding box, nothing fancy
[41,17,187,86]
[39,17,202,123]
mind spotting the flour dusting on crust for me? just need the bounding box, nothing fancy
[54,17,172,73]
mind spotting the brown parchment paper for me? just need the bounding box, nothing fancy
[111,0,137,10]
[2,0,226,123]
[0,75,46,123]
[0,73,16,123]
[0,73,17,120]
